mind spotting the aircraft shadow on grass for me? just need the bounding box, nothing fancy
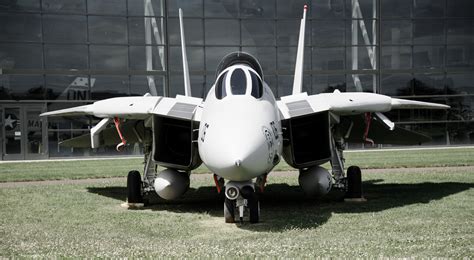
[87,180,473,231]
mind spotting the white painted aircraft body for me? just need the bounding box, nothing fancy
[41,6,449,223]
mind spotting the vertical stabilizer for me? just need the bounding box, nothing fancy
[179,8,192,97]
[292,5,308,95]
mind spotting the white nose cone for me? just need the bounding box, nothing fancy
[200,124,271,181]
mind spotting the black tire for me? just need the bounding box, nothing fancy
[224,197,236,223]
[245,188,259,224]
[249,199,260,224]
[346,166,362,199]
[127,170,143,203]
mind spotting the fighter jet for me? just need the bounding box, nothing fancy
[41,6,449,223]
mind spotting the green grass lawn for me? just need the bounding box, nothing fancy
[1,147,474,182]
[0,167,473,258]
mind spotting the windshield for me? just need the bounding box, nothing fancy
[215,71,228,100]
[215,67,263,99]
[230,68,247,95]
[250,71,263,98]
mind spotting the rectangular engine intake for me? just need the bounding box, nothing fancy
[282,110,332,169]
[152,115,201,171]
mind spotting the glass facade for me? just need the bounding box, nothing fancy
[0,0,473,159]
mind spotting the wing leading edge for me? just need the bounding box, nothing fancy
[40,95,203,121]
[277,90,449,120]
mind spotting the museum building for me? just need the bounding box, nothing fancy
[0,0,473,160]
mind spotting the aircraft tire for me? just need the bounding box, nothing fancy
[224,197,236,223]
[127,170,143,203]
[248,191,259,224]
[346,166,362,198]
[249,200,259,224]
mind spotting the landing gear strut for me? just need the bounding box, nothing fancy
[331,126,364,200]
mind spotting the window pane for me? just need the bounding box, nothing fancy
[312,0,344,19]
[169,46,204,71]
[205,46,239,71]
[204,0,239,18]
[381,20,412,45]
[413,46,445,69]
[278,75,311,96]
[128,17,165,45]
[169,75,206,97]
[129,45,165,71]
[447,45,474,68]
[205,19,240,45]
[413,73,445,95]
[312,47,345,70]
[347,74,375,92]
[130,75,164,96]
[381,46,412,69]
[446,73,474,94]
[277,20,310,46]
[381,73,412,96]
[447,97,474,122]
[241,0,275,18]
[241,46,276,73]
[0,14,41,42]
[45,75,90,100]
[87,0,126,15]
[90,45,128,70]
[89,16,127,44]
[167,0,202,17]
[446,121,474,145]
[277,0,307,18]
[447,20,474,44]
[91,75,129,99]
[0,0,39,11]
[43,15,87,43]
[128,0,163,16]
[312,74,346,94]
[312,20,345,47]
[42,0,86,13]
[0,75,44,100]
[242,20,275,46]
[381,0,411,18]
[0,43,42,69]
[44,44,88,69]
[167,18,203,45]
[414,20,445,45]
[347,46,376,70]
[347,0,376,19]
[414,0,444,17]
[447,0,474,17]
[277,46,311,72]
[345,19,376,45]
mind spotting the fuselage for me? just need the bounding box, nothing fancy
[198,64,282,181]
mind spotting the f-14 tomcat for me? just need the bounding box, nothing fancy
[41,6,449,223]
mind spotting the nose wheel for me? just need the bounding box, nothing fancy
[224,197,236,223]
[223,183,260,223]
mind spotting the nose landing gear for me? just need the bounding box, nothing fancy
[223,181,260,223]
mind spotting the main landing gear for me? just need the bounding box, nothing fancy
[330,128,365,201]
[223,181,260,224]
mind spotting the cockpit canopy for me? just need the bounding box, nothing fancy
[215,66,263,99]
